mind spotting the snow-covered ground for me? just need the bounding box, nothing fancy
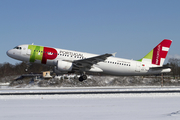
[1,93,180,120]
[3,75,180,88]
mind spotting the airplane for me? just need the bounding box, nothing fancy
[7,39,172,81]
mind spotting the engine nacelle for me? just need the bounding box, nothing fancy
[57,60,73,72]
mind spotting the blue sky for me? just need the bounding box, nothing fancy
[1,0,180,64]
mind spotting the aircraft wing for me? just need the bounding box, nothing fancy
[72,53,114,71]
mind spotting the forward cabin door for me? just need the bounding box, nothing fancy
[27,49,31,56]
[21,45,28,56]
[27,45,32,56]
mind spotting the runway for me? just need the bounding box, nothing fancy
[1,87,180,120]
[1,87,180,95]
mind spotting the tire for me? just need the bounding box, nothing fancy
[25,68,28,72]
[82,75,87,80]
[79,76,84,82]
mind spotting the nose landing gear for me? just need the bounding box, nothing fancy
[24,62,31,72]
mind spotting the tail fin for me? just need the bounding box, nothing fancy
[138,39,172,66]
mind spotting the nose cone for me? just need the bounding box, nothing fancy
[7,50,11,57]
[6,49,14,58]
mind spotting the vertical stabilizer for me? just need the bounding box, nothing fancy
[138,39,172,66]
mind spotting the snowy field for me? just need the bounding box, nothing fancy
[1,93,180,120]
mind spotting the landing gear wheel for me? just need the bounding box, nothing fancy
[24,62,30,72]
[25,68,28,72]
[78,75,87,82]
[82,75,87,80]
[79,76,84,82]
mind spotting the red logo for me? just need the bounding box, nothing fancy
[42,47,58,64]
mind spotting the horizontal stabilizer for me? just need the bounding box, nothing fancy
[150,65,171,70]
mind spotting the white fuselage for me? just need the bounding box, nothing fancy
[7,44,171,76]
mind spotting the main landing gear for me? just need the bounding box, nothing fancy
[79,74,87,82]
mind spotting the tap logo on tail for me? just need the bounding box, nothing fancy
[138,39,172,66]
[152,39,172,65]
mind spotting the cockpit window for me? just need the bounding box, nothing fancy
[13,46,22,50]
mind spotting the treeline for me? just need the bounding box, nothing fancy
[168,58,180,77]
[0,58,180,79]
[0,62,51,78]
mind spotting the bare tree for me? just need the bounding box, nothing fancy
[168,58,180,77]
[0,62,51,78]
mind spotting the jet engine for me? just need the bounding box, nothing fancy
[56,60,73,72]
